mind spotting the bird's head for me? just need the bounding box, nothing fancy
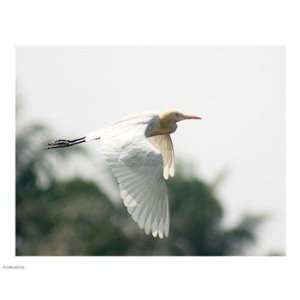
[159,110,201,125]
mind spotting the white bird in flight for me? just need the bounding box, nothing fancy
[47,110,201,238]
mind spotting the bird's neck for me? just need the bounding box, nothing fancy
[149,114,177,136]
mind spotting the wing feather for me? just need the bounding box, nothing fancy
[100,119,170,238]
[148,135,175,179]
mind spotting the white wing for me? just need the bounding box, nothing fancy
[100,119,170,238]
[148,135,175,180]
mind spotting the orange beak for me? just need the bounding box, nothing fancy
[183,114,202,120]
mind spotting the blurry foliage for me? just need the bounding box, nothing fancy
[16,117,265,256]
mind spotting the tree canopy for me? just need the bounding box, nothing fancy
[16,119,263,256]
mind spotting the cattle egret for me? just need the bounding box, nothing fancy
[47,110,201,238]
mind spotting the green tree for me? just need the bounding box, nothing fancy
[16,118,263,256]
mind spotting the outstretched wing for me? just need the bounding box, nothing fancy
[100,123,170,238]
[148,135,175,180]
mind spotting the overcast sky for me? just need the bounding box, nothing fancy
[16,46,285,255]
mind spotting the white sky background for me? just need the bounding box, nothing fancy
[16,46,285,255]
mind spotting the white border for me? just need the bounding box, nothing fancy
[1,0,299,299]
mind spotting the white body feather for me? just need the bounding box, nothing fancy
[86,112,175,238]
